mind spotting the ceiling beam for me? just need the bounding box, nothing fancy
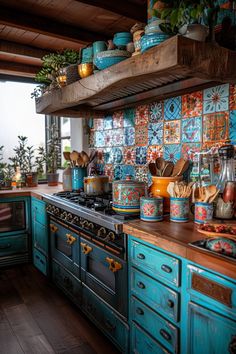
[74,0,146,22]
[0,74,36,84]
[0,40,50,60]
[0,60,40,78]
[0,6,104,45]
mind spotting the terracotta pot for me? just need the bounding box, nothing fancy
[149,176,182,213]
[25,172,38,187]
[84,175,110,196]
[47,173,59,186]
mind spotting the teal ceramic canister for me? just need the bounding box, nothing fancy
[140,196,163,222]
[170,197,190,222]
[93,41,107,56]
[71,167,87,191]
[81,46,93,64]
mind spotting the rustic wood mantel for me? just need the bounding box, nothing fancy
[35,35,236,117]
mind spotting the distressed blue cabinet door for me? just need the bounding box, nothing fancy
[31,198,47,226]
[33,222,48,254]
[187,302,236,354]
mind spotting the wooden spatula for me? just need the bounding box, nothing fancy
[162,161,174,177]
[172,158,189,177]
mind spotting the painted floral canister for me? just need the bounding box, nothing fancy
[194,202,213,224]
[112,177,147,215]
[170,197,189,223]
[140,196,163,222]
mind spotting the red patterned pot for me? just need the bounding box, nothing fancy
[140,196,163,222]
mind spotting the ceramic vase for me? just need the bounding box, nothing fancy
[170,197,189,223]
[71,167,87,191]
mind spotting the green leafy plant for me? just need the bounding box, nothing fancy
[45,123,61,174]
[9,136,36,174]
[35,146,46,178]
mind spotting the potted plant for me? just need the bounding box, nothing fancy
[44,123,61,186]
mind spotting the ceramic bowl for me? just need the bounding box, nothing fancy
[113,32,132,49]
[141,32,170,53]
[145,19,169,35]
[78,63,93,78]
[94,50,131,70]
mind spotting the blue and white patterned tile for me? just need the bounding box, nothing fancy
[136,146,147,165]
[135,166,148,183]
[164,96,181,120]
[149,101,163,122]
[96,163,105,175]
[95,131,104,147]
[114,165,122,180]
[104,130,113,147]
[203,84,229,114]
[163,144,182,163]
[112,147,123,164]
[124,127,135,146]
[113,128,124,146]
[230,110,236,143]
[148,122,163,145]
[124,108,135,127]
[103,115,113,130]
[93,118,104,130]
[181,117,202,143]
[104,148,113,164]
[121,165,135,179]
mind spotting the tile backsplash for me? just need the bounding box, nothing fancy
[89,83,236,183]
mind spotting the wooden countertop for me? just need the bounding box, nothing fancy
[124,219,236,280]
[0,184,63,199]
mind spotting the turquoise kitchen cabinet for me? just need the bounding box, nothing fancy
[0,196,31,267]
[31,197,49,275]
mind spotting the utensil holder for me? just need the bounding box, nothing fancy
[170,197,189,222]
[194,202,213,224]
[140,196,163,222]
[72,167,87,191]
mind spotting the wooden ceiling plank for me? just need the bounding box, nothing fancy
[0,60,40,75]
[0,40,49,60]
[0,5,105,44]
[74,0,146,22]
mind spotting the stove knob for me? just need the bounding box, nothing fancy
[81,220,89,228]
[107,231,115,241]
[61,211,67,220]
[51,206,56,213]
[55,208,60,215]
[88,222,94,230]
[66,213,73,222]
[97,227,107,239]
[46,205,51,212]
[72,216,79,224]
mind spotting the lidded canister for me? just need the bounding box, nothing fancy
[140,196,163,222]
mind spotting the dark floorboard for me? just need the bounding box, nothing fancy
[0,265,119,354]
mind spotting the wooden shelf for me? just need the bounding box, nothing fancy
[35,35,236,118]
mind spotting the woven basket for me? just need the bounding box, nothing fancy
[65,64,80,85]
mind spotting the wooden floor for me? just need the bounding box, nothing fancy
[0,264,119,354]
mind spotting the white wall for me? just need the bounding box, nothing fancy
[0,81,45,162]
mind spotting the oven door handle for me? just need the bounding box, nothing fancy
[66,233,76,245]
[81,242,93,255]
[105,257,122,273]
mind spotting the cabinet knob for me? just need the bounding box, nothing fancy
[167,299,174,308]
[66,233,76,245]
[137,253,145,260]
[103,319,116,332]
[161,264,172,273]
[105,257,122,273]
[160,329,171,341]
[137,281,145,289]
[81,242,93,255]
[136,307,144,315]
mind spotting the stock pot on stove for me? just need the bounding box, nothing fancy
[84,175,110,195]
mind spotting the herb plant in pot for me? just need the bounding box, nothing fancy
[45,124,61,186]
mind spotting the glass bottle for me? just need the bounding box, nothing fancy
[216,145,235,192]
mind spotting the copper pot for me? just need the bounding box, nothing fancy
[78,63,93,78]
[84,175,110,195]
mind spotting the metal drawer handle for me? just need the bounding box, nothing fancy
[105,257,122,273]
[0,243,11,249]
[160,329,171,341]
[137,253,145,260]
[161,264,172,273]
[136,307,144,315]
[81,242,93,255]
[137,281,145,289]
[40,260,45,265]
[66,233,76,245]
[167,299,174,308]
[50,224,58,233]
[104,319,116,331]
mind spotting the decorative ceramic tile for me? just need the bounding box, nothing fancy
[163,144,182,163]
[164,96,181,120]
[230,110,236,143]
[230,84,236,110]
[104,130,113,147]
[121,165,135,179]
[96,163,105,175]
[103,115,113,130]
[124,108,135,127]
[135,105,149,125]
[112,147,123,164]
[113,111,124,128]
[203,84,229,114]
[135,166,148,183]
[97,149,104,164]
[148,122,163,145]
[135,125,148,146]
[147,145,163,163]
[149,101,163,122]
[124,127,135,146]
[203,112,229,143]
[95,131,104,147]
[181,143,201,161]
[136,147,147,165]
[89,130,95,147]
[104,148,113,164]
[114,165,122,180]
[113,128,124,146]
[182,91,203,118]
[93,118,104,130]
[164,120,181,144]
[181,117,202,143]
[104,164,114,182]
[123,147,136,165]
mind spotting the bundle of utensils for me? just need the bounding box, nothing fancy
[167,181,194,198]
[63,150,97,168]
[149,157,189,177]
[192,185,220,203]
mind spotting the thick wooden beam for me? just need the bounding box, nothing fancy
[74,0,146,22]
[0,6,104,45]
[0,40,50,60]
[0,74,35,83]
[0,61,40,78]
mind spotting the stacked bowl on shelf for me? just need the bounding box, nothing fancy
[140,19,170,53]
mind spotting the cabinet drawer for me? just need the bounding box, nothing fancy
[0,234,28,256]
[131,296,178,354]
[52,260,82,306]
[33,221,48,254]
[32,198,47,226]
[131,268,179,322]
[131,322,170,354]
[82,286,129,353]
[33,248,47,276]
[130,239,180,287]
[187,264,236,319]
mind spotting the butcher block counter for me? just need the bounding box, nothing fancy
[0,184,63,199]
[124,219,236,280]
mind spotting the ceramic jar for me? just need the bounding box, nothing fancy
[81,46,93,64]
[93,41,107,56]
[72,167,87,191]
[170,197,189,222]
[113,32,132,49]
[140,196,163,222]
[84,175,110,196]
[112,177,147,215]
[130,23,145,56]
[180,24,209,42]
[194,202,213,224]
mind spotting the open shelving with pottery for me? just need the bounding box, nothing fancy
[35,35,236,118]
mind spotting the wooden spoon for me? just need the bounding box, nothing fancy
[70,150,79,167]
[77,153,84,167]
[204,185,217,203]
[156,157,165,173]
[81,151,90,167]
[172,158,189,177]
[149,162,159,176]
[162,161,174,177]
[89,150,97,163]
[63,151,72,166]
[209,189,220,203]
